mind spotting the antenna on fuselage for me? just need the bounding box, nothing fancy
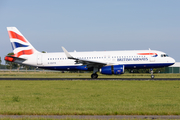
[149,48,151,55]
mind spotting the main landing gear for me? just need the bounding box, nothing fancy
[91,67,99,79]
[150,68,154,79]
[91,73,98,79]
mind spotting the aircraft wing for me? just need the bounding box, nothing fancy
[62,47,107,68]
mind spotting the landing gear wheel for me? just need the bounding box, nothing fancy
[91,73,98,79]
[151,75,154,79]
[150,68,155,79]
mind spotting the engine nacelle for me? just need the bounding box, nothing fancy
[100,65,124,75]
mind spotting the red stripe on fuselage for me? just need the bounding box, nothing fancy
[8,31,27,43]
[137,53,157,55]
[13,49,33,57]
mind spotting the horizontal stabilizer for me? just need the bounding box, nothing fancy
[5,56,26,62]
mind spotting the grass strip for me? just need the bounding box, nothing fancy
[0,72,180,78]
[0,80,180,115]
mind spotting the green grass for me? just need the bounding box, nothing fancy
[0,80,180,115]
[0,118,163,120]
[0,72,180,78]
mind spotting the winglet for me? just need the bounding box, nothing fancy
[62,47,74,59]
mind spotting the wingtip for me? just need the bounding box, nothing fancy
[62,46,73,58]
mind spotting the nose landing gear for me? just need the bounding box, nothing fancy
[150,68,154,79]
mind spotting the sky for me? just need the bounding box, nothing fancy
[0,0,180,64]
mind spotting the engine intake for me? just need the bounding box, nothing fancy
[100,65,124,75]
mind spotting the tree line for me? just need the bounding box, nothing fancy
[125,68,165,73]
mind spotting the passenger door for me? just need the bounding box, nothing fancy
[37,55,43,65]
[149,56,155,62]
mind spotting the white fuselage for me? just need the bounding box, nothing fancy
[19,49,175,71]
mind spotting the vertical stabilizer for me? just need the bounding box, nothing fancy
[7,27,39,57]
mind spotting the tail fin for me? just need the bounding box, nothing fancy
[7,27,39,57]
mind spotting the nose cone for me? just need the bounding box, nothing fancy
[170,57,176,65]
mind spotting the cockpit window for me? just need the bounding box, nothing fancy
[161,54,169,57]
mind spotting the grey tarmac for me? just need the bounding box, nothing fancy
[0,78,180,80]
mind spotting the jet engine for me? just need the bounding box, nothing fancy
[100,65,124,75]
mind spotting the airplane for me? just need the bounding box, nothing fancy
[5,27,175,79]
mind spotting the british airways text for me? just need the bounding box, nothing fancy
[117,57,148,61]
